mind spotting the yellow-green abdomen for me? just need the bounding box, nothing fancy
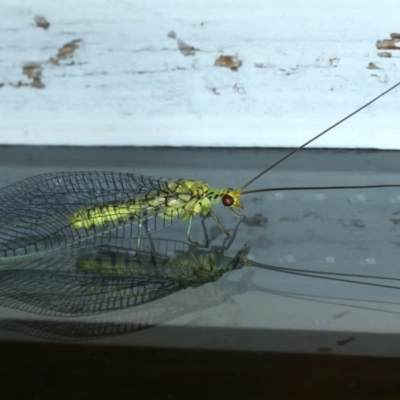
[69,202,142,230]
[68,179,214,230]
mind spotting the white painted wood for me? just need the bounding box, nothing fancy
[0,0,399,148]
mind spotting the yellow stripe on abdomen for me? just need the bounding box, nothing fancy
[68,203,143,229]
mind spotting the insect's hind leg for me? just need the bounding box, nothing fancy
[134,218,151,257]
[133,220,143,256]
[93,220,145,256]
[142,220,160,266]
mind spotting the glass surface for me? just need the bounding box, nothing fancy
[0,146,399,357]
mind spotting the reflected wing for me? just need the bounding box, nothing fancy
[0,269,187,316]
[0,274,251,341]
[0,241,227,317]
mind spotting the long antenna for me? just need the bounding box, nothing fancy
[242,184,400,195]
[241,81,400,190]
[250,261,400,291]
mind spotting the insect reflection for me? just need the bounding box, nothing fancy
[1,220,400,342]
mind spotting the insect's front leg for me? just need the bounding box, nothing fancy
[209,211,230,237]
[187,211,230,246]
[222,218,245,250]
[228,207,245,220]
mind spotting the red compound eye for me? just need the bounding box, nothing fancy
[222,194,234,207]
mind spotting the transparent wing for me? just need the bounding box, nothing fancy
[0,171,182,260]
[0,273,251,342]
[0,238,237,316]
[0,269,186,316]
